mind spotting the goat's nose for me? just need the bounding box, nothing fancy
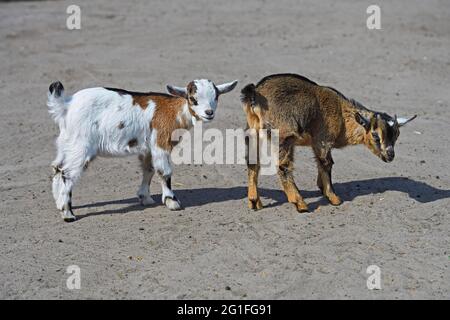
[205,110,214,116]
[386,148,395,159]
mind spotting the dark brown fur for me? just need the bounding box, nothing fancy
[128,138,138,148]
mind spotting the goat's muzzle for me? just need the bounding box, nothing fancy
[382,147,395,162]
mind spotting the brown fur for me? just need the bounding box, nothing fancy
[133,96,151,109]
[150,95,192,151]
[242,73,403,212]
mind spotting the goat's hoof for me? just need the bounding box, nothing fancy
[138,195,155,206]
[328,195,342,206]
[61,210,76,222]
[248,198,263,210]
[165,197,182,211]
[295,201,309,213]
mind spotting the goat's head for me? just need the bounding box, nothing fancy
[167,79,238,122]
[355,112,417,163]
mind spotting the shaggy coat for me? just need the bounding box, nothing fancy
[241,73,416,212]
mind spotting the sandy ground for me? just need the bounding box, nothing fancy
[0,0,449,299]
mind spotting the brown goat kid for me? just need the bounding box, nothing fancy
[241,73,416,212]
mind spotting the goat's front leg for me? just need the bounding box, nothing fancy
[314,147,342,206]
[277,141,308,212]
[137,153,155,205]
[152,151,182,210]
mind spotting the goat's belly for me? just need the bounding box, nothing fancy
[96,127,151,157]
[97,144,148,157]
[99,139,150,156]
[294,134,312,146]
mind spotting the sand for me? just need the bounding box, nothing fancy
[0,0,449,299]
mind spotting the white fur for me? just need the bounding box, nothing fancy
[48,87,162,220]
[190,79,238,121]
[191,79,219,120]
[64,88,156,157]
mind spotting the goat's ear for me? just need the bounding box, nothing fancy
[355,112,371,131]
[216,80,238,95]
[166,85,188,98]
[397,115,417,127]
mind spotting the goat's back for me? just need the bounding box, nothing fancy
[243,74,344,138]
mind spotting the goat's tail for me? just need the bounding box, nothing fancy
[47,81,67,126]
[240,83,256,108]
[241,83,266,130]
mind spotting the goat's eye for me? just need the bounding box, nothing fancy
[372,132,380,143]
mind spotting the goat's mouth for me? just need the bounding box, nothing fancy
[201,115,214,121]
[380,154,394,163]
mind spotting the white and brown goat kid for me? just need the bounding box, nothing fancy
[48,79,237,221]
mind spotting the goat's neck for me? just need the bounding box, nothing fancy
[341,102,371,146]
[178,102,198,130]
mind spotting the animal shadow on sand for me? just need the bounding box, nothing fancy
[73,177,450,220]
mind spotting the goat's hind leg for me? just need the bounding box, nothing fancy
[137,153,155,206]
[51,132,66,171]
[246,129,262,210]
[55,169,77,222]
[51,133,66,202]
[277,140,308,213]
[55,146,92,222]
